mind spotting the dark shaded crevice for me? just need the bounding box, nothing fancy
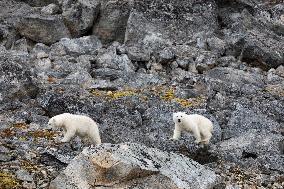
[178,145,219,165]
[241,57,270,71]
[242,151,258,159]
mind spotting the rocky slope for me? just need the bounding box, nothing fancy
[0,0,283,188]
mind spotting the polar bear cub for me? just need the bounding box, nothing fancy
[172,112,213,144]
[48,113,101,145]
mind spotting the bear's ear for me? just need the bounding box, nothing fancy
[173,112,176,116]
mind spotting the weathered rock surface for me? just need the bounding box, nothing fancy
[16,14,71,45]
[212,130,284,173]
[62,0,100,37]
[93,0,133,44]
[50,143,219,189]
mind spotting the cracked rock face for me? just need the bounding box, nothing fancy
[50,143,219,189]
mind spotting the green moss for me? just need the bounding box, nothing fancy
[0,172,20,189]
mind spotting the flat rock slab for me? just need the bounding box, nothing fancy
[50,143,219,189]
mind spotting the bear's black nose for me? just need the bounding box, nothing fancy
[178,119,181,122]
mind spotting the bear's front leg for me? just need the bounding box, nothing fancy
[61,129,76,143]
[171,124,181,140]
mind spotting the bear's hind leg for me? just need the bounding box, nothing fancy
[192,127,202,144]
[201,132,212,144]
[89,128,101,145]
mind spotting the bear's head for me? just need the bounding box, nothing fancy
[173,112,187,124]
[47,117,59,130]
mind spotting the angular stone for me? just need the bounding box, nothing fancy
[93,0,133,44]
[62,0,100,37]
[41,3,60,15]
[16,14,71,45]
[51,36,102,56]
[50,143,220,189]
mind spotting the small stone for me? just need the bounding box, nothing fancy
[41,4,60,15]
[16,169,33,182]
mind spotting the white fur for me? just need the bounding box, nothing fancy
[48,113,101,144]
[172,112,213,144]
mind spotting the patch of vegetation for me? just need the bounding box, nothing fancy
[12,123,28,129]
[0,172,20,189]
[89,86,205,108]
[0,128,16,138]
[27,130,58,140]
[0,123,57,141]
[20,160,39,172]
[106,90,137,99]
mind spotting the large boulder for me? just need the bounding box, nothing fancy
[16,14,71,45]
[0,49,38,105]
[62,0,100,37]
[206,67,265,95]
[218,1,284,68]
[93,0,133,44]
[223,104,281,139]
[212,130,284,173]
[125,0,218,60]
[50,143,220,189]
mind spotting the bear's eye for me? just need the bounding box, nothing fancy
[181,116,182,117]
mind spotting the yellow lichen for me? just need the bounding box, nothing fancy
[174,98,192,107]
[161,88,175,101]
[90,89,102,96]
[20,160,38,172]
[0,172,20,189]
[106,90,137,99]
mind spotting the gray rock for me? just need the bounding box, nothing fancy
[62,70,95,89]
[176,59,190,70]
[62,0,100,37]
[16,169,33,182]
[95,44,135,72]
[50,143,220,189]
[0,50,38,104]
[212,130,284,173]
[241,29,284,68]
[126,45,151,62]
[206,67,265,95]
[158,48,175,64]
[12,38,28,52]
[51,36,102,57]
[41,3,60,15]
[0,23,19,49]
[207,37,227,55]
[16,14,71,45]
[93,0,133,44]
[223,104,281,139]
[18,0,59,7]
[125,0,218,54]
